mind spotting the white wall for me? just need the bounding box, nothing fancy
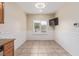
[27,14,55,40]
[55,3,79,56]
[0,3,27,50]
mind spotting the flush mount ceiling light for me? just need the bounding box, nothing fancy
[35,3,46,9]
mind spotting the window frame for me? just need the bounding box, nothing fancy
[33,20,48,34]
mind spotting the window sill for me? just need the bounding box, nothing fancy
[32,32,48,35]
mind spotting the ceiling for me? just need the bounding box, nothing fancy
[17,2,65,14]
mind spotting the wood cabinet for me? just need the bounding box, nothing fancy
[0,2,4,24]
[0,39,15,56]
[3,41,14,56]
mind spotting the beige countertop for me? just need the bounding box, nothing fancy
[0,39,15,46]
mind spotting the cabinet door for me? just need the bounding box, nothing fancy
[0,2,4,24]
[3,41,14,56]
[4,47,14,56]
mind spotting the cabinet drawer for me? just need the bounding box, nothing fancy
[4,47,14,56]
[4,41,14,50]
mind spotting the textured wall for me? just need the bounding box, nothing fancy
[55,3,79,55]
[0,2,27,50]
[27,14,55,40]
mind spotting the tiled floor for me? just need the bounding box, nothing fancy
[15,40,71,56]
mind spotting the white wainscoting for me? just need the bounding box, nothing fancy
[27,31,54,40]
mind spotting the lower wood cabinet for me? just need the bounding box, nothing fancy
[3,41,14,56]
[0,39,15,56]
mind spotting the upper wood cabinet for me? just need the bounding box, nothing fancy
[0,2,4,24]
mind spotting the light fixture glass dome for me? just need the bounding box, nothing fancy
[35,3,46,9]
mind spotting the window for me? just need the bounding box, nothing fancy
[41,21,47,32]
[33,20,40,32]
[33,20,48,33]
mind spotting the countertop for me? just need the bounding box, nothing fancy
[0,39,15,46]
